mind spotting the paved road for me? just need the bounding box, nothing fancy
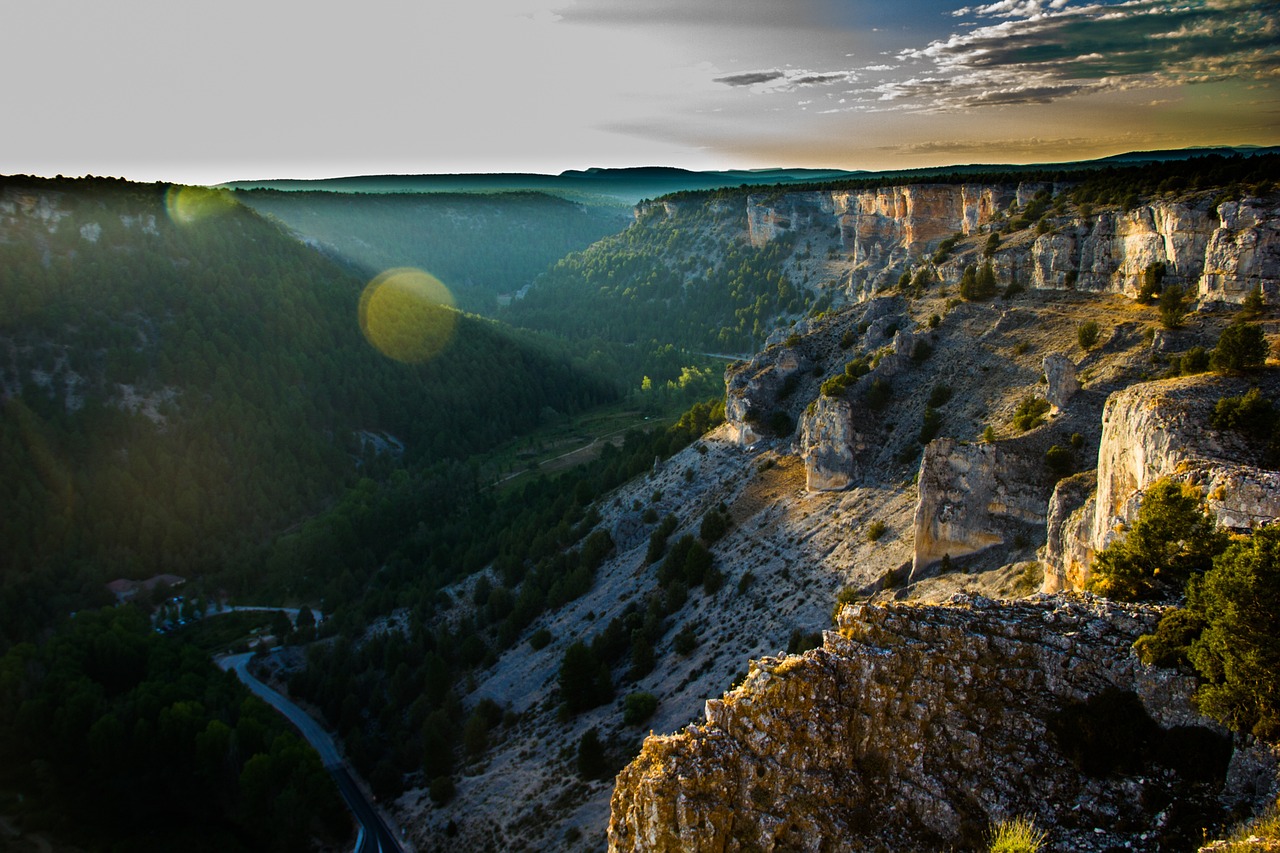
[218,653,404,853]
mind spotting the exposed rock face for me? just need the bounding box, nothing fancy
[798,320,925,492]
[746,184,1015,261]
[725,348,810,445]
[911,438,1048,579]
[799,395,857,490]
[1042,353,1079,413]
[609,594,1260,853]
[1045,375,1280,590]
[746,187,1280,304]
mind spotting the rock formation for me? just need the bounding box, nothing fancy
[1042,353,1079,413]
[609,594,1273,853]
[724,347,810,445]
[744,187,1279,304]
[1044,374,1280,591]
[910,438,1048,580]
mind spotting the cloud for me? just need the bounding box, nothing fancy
[713,68,857,91]
[883,0,1280,110]
[714,70,787,87]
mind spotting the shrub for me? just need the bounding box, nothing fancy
[673,623,698,655]
[1159,284,1187,329]
[1044,445,1073,480]
[1011,396,1050,432]
[1070,432,1084,449]
[576,728,608,779]
[919,406,943,444]
[529,628,552,651]
[429,775,456,804]
[1179,346,1211,374]
[865,378,892,411]
[987,815,1047,853]
[983,232,1001,257]
[1211,321,1268,373]
[623,691,658,726]
[982,425,997,443]
[736,570,755,594]
[928,383,953,407]
[787,629,824,654]
[1210,387,1274,439]
[1077,320,1101,350]
[1187,525,1280,739]
[911,339,933,363]
[1242,285,1266,319]
[699,508,732,543]
[866,520,887,542]
[1087,478,1227,601]
[928,313,942,329]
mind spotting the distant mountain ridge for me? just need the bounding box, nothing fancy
[219,146,1278,204]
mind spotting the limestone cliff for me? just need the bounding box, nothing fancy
[1044,374,1280,591]
[745,187,1279,304]
[609,594,1274,853]
[910,438,1048,580]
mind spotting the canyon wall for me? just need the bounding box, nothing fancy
[609,594,1275,853]
[1044,374,1280,591]
[744,188,1279,304]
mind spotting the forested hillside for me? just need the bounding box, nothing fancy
[235,190,632,313]
[0,175,617,645]
[504,202,819,353]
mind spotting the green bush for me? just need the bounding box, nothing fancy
[529,628,552,650]
[1186,525,1280,739]
[699,507,732,543]
[1179,346,1211,374]
[1077,320,1101,350]
[1087,479,1227,601]
[1045,445,1073,480]
[983,232,1001,257]
[865,378,892,411]
[1011,396,1050,432]
[673,623,698,655]
[1210,387,1274,438]
[623,691,658,726]
[1211,321,1268,373]
[919,406,943,445]
[1139,262,1166,302]
[866,520,887,542]
[1159,284,1187,329]
[928,383,953,407]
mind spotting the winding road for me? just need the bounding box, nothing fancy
[218,653,404,853]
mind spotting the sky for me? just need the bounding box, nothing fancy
[2,0,1276,184]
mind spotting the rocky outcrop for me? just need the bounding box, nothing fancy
[725,347,810,445]
[1045,375,1280,590]
[747,184,1016,260]
[609,594,1267,853]
[910,438,1048,579]
[1042,353,1079,413]
[746,185,1279,304]
[799,396,857,490]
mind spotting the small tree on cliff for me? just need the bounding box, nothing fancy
[1087,478,1227,601]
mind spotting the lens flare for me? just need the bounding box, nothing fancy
[358,268,458,363]
[165,185,236,226]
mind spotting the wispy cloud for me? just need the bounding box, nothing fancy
[712,68,857,91]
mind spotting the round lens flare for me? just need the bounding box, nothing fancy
[165,185,236,226]
[358,268,458,363]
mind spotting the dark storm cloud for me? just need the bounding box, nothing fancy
[885,0,1280,109]
[715,70,788,87]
